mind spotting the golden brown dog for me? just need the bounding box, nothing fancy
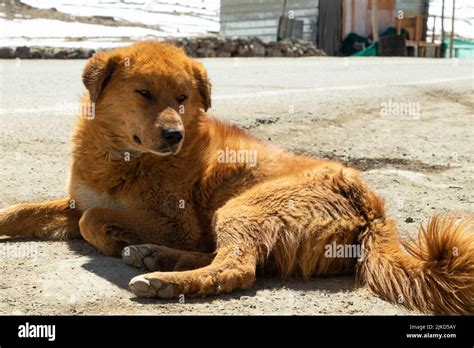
[1,41,473,314]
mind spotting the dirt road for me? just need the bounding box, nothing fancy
[0,57,472,315]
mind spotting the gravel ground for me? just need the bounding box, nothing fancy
[0,57,472,315]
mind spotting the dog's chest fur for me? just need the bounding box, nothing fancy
[72,182,128,211]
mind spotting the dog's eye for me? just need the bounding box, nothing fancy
[136,90,153,100]
[177,95,187,103]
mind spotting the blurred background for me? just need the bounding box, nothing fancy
[0,0,472,58]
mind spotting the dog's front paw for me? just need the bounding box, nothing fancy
[129,273,178,299]
[121,244,158,269]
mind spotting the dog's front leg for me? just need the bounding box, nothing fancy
[127,202,263,298]
[0,198,82,240]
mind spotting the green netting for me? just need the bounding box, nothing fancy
[351,42,378,56]
[444,38,474,59]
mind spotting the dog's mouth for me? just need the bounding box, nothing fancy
[148,145,181,156]
[132,134,182,156]
[132,134,183,156]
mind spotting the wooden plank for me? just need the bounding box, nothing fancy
[342,0,346,39]
[351,0,355,32]
[368,0,395,10]
[441,0,445,44]
[371,0,379,42]
[450,0,455,58]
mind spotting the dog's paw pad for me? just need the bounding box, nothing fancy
[129,275,156,298]
[143,256,158,271]
[121,244,156,268]
[129,275,177,299]
[156,283,177,299]
[122,246,143,268]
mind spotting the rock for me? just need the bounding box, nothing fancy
[14,46,30,59]
[66,48,90,59]
[268,46,283,57]
[196,47,216,58]
[39,47,56,59]
[217,51,231,58]
[222,42,233,52]
[92,15,116,22]
[0,47,14,58]
[249,38,266,57]
[53,49,68,59]
[29,48,43,59]
[405,217,415,223]
[237,44,249,57]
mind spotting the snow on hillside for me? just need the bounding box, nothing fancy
[0,18,168,48]
[0,0,220,48]
[20,0,220,33]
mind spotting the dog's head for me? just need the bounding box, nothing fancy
[82,41,211,156]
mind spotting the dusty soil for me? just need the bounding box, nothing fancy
[0,58,472,315]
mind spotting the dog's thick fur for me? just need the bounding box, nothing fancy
[1,42,472,314]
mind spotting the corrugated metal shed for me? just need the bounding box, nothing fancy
[220,0,319,43]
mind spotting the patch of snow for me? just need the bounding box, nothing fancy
[0,18,174,48]
[19,0,220,34]
[1,1,220,47]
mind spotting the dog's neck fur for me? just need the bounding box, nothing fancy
[71,110,253,201]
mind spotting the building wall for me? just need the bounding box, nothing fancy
[342,0,427,39]
[220,0,319,43]
[221,0,427,43]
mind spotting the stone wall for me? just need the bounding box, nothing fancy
[0,36,326,59]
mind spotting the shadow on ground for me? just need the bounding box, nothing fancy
[65,238,356,306]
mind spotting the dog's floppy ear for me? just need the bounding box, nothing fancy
[193,62,211,111]
[82,51,118,102]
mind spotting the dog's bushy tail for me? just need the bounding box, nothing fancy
[356,211,474,314]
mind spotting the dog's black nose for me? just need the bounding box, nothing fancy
[161,129,183,146]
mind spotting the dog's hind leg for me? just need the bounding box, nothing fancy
[127,170,368,298]
[0,198,82,239]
